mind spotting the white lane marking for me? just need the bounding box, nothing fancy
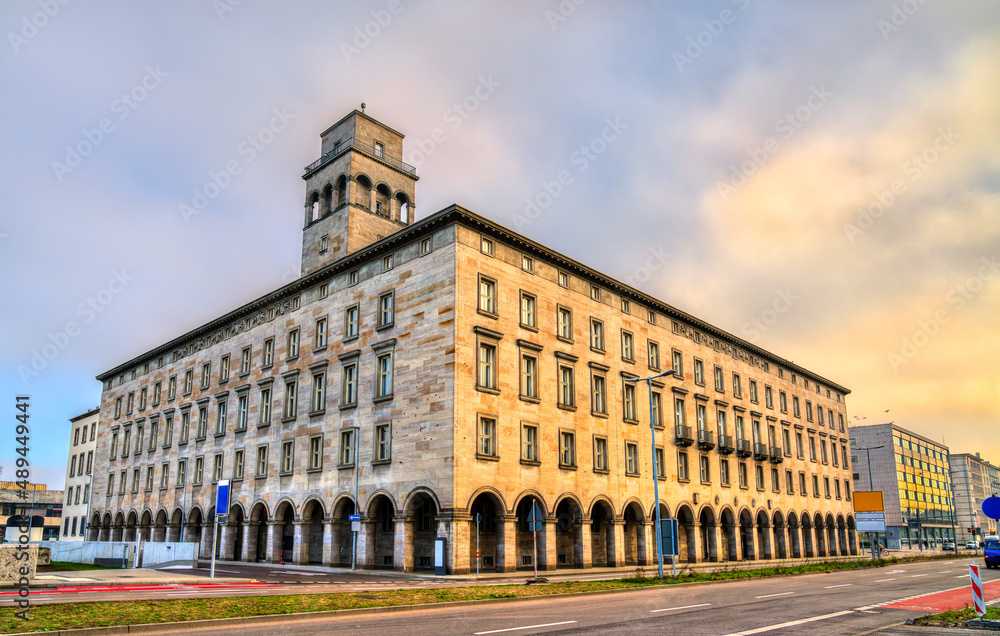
[475,621,578,635]
[957,574,971,578]
[651,603,711,613]
[722,610,854,636]
[939,571,952,574]
[910,574,928,578]
[824,584,852,589]
[874,578,895,582]
[755,591,794,599]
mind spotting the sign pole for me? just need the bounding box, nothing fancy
[532,498,538,582]
[475,512,481,578]
[211,513,218,579]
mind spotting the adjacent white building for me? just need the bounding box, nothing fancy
[62,408,99,540]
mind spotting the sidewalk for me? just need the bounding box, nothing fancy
[1,567,255,589]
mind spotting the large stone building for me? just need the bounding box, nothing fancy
[951,452,999,543]
[88,109,858,573]
[62,408,99,541]
[849,423,956,549]
[1,483,63,542]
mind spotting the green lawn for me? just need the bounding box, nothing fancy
[1,558,900,633]
[915,605,1000,624]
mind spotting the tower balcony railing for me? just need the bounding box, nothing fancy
[769,446,784,463]
[753,442,770,461]
[675,425,694,446]
[697,429,715,451]
[304,137,417,176]
[735,439,752,458]
[718,434,735,454]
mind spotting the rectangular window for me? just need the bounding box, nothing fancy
[193,457,204,485]
[765,386,773,409]
[234,449,244,480]
[672,350,683,377]
[236,394,248,430]
[374,141,384,158]
[700,455,711,483]
[126,392,134,413]
[590,318,604,351]
[178,410,190,444]
[594,437,608,471]
[785,469,794,494]
[733,373,742,398]
[478,276,497,315]
[213,454,224,482]
[378,292,394,327]
[674,398,685,426]
[263,338,274,367]
[714,366,724,392]
[376,352,393,398]
[520,292,536,328]
[281,440,294,473]
[560,431,576,468]
[131,467,140,492]
[693,358,704,385]
[481,236,493,255]
[521,354,537,399]
[160,463,169,489]
[795,431,804,458]
[345,305,360,339]
[349,269,359,285]
[838,413,845,432]
[799,472,808,495]
[114,397,122,418]
[521,254,533,272]
[315,317,328,348]
[621,298,630,313]
[626,442,639,475]
[648,341,659,369]
[138,387,147,410]
[697,403,707,432]
[148,419,158,450]
[284,379,297,419]
[256,446,268,477]
[521,423,538,462]
[558,365,574,407]
[478,342,497,390]
[749,379,758,403]
[383,254,393,271]
[678,450,689,481]
[720,458,731,485]
[478,415,497,457]
[215,400,227,435]
[558,271,569,287]
[651,391,663,427]
[806,400,813,421]
[622,382,638,422]
[557,306,572,340]
[122,428,131,457]
[201,363,211,389]
[110,431,118,459]
[813,475,820,497]
[342,363,358,406]
[772,467,780,493]
[739,462,749,488]
[219,355,230,383]
[176,459,186,487]
[340,429,355,465]
[655,447,665,478]
[311,372,326,412]
[259,387,272,424]
[835,479,841,499]
[288,329,300,359]
[779,391,787,413]
[240,347,251,375]
[591,373,607,414]
[86,450,93,474]
[135,424,144,454]
[309,436,323,470]
[817,407,824,426]
[184,370,194,394]
[755,463,765,490]
[809,435,817,462]
[375,423,391,461]
[782,428,791,456]
[621,330,634,361]
[153,381,161,405]
[168,376,177,400]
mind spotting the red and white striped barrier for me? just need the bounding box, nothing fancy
[970,563,985,617]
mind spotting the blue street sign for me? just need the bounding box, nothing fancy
[349,514,361,521]
[983,496,1000,520]
[660,518,679,556]
[527,501,544,531]
[215,479,230,516]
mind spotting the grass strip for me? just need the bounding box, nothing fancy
[0,556,945,633]
[914,605,1000,624]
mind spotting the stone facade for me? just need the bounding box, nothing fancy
[89,110,857,574]
[62,408,99,540]
[951,452,999,543]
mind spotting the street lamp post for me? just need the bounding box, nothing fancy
[854,443,883,560]
[350,425,361,571]
[625,369,676,580]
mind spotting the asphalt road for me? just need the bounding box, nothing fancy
[151,558,998,636]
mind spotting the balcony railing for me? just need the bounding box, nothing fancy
[736,439,752,458]
[304,137,417,176]
[769,446,784,463]
[675,425,694,446]
[718,434,735,454]
[753,443,769,461]
[697,429,715,451]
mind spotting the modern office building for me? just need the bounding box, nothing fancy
[88,109,858,573]
[0,483,64,542]
[951,452,999,543]
[61,408,99,541]
[849,423,956,549]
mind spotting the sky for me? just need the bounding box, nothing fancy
[1,1,998,491]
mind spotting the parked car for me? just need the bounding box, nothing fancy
[985,539,1000,569]
[942,541,956,551]
[966,540,979,550]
